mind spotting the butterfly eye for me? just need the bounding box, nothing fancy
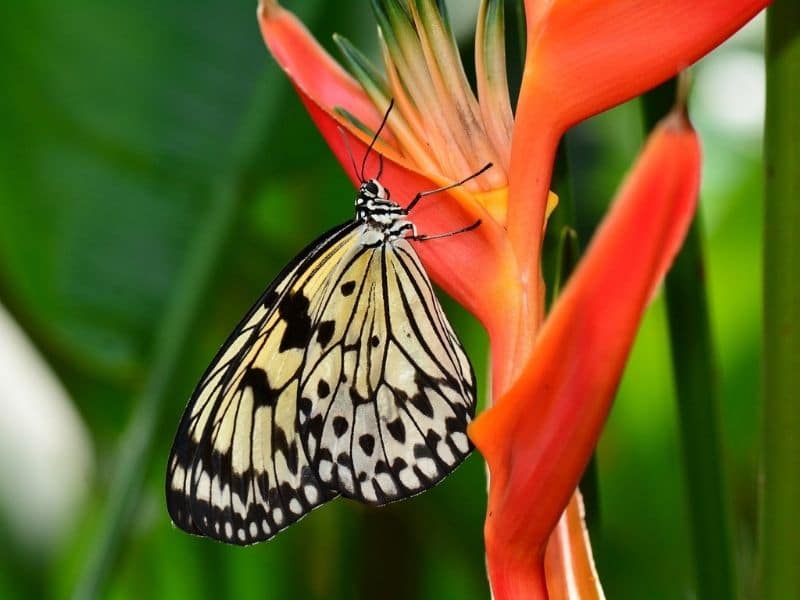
[365,181,379,196]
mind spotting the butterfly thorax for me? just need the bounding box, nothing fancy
[355,179,414,245]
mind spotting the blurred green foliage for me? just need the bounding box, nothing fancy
[0,1,764,599]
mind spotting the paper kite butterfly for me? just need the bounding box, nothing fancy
[166,103,489,545]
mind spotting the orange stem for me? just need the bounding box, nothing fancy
[485,539,549,600]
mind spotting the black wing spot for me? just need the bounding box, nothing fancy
[445,416,465,435]
[359,434,376,456]
[332,416,349,437]
[386,418,406,443]
[370,335,380,347]
[341,280,356,296]
[413,444,434,459]
[317,320,335,347]
[410,393,434,418]
[389,458,408,475]
[262,289,279,308]
[306,415,324,441]
[393,390,409,408]
[298,397,313,416]
[273,428,300,475]
[278,292,312,351]
[240,368,278,408]
[349,389,370,406]
[317,379,331,398]
[425,430,442,447]
[286,441,300,475]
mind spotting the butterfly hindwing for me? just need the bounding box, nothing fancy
[299,237,476,505]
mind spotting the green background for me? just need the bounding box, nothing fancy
[0,1,765,598]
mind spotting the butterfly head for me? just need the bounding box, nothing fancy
[355,179,400,219]
[357,179,389,203]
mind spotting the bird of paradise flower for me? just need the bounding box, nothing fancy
[258,0,769,597]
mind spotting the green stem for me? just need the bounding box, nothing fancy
[760,4,800,599]
[665,218,738,600]
[73,73,282,600]
[643,81,738,600]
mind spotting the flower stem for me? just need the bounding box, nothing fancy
[642,80,738,600]
[760,4,800,599]
[665,217,738,599]
[485,543,549,600]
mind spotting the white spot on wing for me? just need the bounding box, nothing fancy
[452,432,469,453]
[304,485,319,504]
[171,466,186,491]
[417,457,438,480]
[361,484,377,503]
[319,459,333,482]
[437,441,456,465]
[289,498,303,515]
[399,468,419,489]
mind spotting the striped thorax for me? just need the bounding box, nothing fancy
[356,179,415,245]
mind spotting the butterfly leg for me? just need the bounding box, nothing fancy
[404,163,493,212]
[410,219,481,242]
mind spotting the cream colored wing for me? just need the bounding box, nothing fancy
[166,222,359,545]
[299,237,476,505]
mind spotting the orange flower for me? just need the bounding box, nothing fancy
[258,1,768,597]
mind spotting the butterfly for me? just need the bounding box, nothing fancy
[166,103,489,545]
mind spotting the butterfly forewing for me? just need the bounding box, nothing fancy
[167,200,477,546]
[166,223,356,544]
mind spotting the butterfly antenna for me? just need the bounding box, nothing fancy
[406,162,493,212]
[361,99,394,181]
[338,126,362,183]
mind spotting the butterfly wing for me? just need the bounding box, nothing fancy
[299,237,476,504]
[166,222,359,545]
[168,221,477,545]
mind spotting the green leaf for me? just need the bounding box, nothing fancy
[643,80,738,600]
[0,2,273,378]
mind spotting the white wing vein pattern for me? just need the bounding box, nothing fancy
[167,224,476,546]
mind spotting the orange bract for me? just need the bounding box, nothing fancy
[471,112,701,595]
[258,1,768,597]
